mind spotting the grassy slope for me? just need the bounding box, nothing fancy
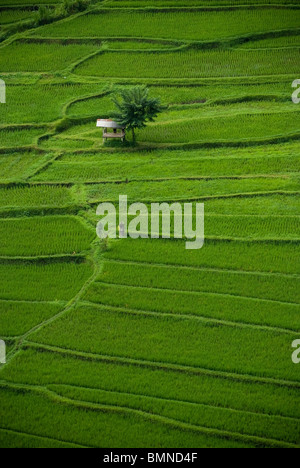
[74,49,300,78]
[0,0,299,449]
[31,9,300,41]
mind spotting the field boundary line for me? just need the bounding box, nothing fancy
[54,150,300,164]
[45,27,300,51]
[68,46,108,75]
[63,89,112,117]
[90,4,300,12]
[58,174,298,184]
[74,70,300,83]
[0,381,297,449]
[104,235,300,244]
[93,280,300,307]
[23,33,300,52]
[47,382,300,423]
[78,300,300,337]
[0,335,21,341]
[92,5,300,12]
[2,246,102,366]
[89,190,300,206]
[103,258,300,279]
[24,342,300,389]
[0,123,48,131]
[148,108,300,126]
[0,204,84,216]
[0,0,103,48]
[0,73,295,85]
[138,131,300,148]
[26,151,63,181]
[0,299,67,306]
[43,386,300,447]
[0,254,86,262]
[26,35,184,51]
[47,393,300,448]
[0,426,88,449]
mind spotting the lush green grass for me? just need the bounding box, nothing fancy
[31,304,300,382]
[0,428,80,449]
[91,188,300,217]
[157,100,295,120]
[0,301,63,336]
[104,238,300,275]
[84,281,300,331]
[105,40,175,49]
[0,127,47,148]
[0,0,60,3]
[3,348,300,420]
[66,83,293,118]
[32,152,300,182]
[0,262,92,301]
[241,34,300,49]
[0,387,249,448]
[0,216,94,257]
[139,111,300,143]
[66,93,113,118]
[75,48,300,78]
[200,194,300,216]
[61,140,300,162]
[0,9,34,24]
[40,136,95,151]
[106,0,300,6]
[1,0,300,449]
[87,177,300,204]
[95,210,300,240]
[0,83,103,125]
[0,41,99,72]
[0,152,53,182]
[205,214,300,240]
[97,261,300,305]
[151,82,292,104]
[50,383,300,445]
[0,185,73,209]
[32,9,300,42]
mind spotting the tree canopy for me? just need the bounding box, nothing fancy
[111,86,165,142]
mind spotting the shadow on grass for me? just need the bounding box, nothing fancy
[103,139,137,149]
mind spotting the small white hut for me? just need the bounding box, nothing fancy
[96,119,126,142]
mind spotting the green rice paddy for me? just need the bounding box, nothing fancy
[0,0,299,449]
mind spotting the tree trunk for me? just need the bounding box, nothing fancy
[131,128,136,144]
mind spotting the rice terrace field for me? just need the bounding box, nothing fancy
[0,0,299,449]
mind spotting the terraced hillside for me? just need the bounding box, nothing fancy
[0,0,299,448]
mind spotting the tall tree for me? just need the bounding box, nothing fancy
[111,86,165,143]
